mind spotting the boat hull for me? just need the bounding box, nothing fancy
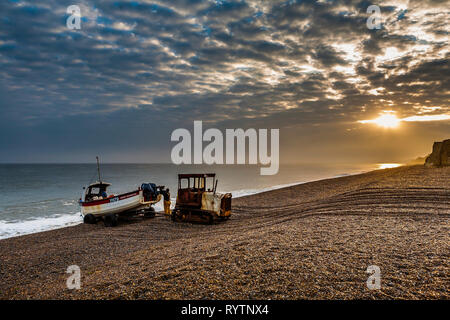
[81,191,161,217]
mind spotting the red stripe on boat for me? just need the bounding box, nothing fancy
[81,191,140,207]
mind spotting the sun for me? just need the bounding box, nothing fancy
[359,111,401,128]
[372,113,401,128]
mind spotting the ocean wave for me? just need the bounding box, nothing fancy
[0,213,83,240]
[228,181,303,198]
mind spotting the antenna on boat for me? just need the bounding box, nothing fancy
[96,156,101,183]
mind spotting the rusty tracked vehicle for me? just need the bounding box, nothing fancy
[171,173,232,224]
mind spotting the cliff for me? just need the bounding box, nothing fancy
[425,139,450,166]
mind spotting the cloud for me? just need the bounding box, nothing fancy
[0,0,448,162]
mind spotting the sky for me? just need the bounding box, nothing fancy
[0,0,448,164]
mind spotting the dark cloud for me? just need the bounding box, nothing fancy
[0,0,448,163]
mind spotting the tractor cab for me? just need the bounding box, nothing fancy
[177,173,217,208]
[173,173,231,224]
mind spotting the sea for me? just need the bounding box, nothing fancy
[0,163,398,239]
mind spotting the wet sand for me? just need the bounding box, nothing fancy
[0,165,449,299]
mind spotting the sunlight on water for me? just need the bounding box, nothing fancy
[377,163,402,169]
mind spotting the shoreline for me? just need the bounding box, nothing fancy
[1,165,448,299]
[0,167,374,241]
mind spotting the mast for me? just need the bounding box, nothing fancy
[96,156,101,183]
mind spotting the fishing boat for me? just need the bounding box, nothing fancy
[79,157,162,227]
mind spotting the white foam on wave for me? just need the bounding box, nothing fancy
[228,181,303,198]
[0,213,83,240]
[228,169,368,198]
[0,197,182,240]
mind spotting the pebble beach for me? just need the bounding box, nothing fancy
[0,165,448,299]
